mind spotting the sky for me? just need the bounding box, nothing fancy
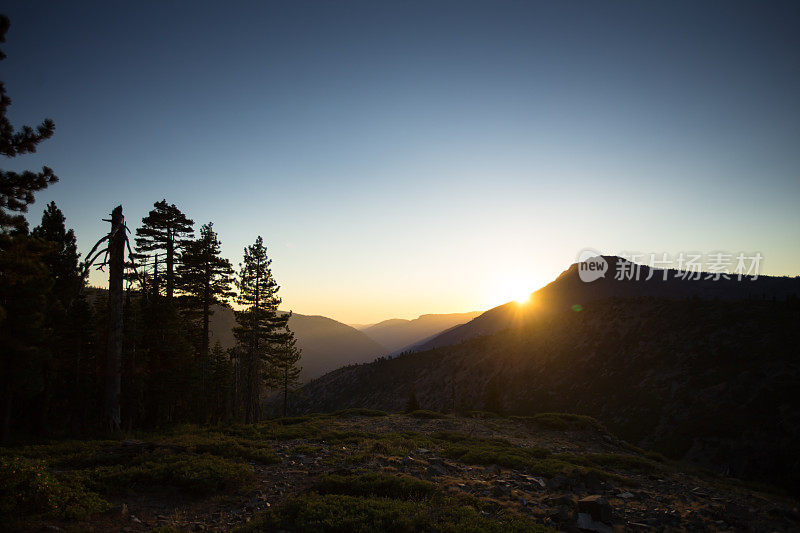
[3,1,799,324]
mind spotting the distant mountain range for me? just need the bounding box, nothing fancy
[292,256,800,493]
[208,306,385,381]
[358,312,481,354]
[208,307,479,381]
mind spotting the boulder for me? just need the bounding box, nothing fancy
[578,495,614,524]
[577,512,613,533]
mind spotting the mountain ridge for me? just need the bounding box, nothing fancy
[409,255,800,353]
[360,311,482,354]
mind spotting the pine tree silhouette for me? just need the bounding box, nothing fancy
[135,200,194,301]
[0,16,58,236]
[178,222,235,361]
[233,236,290,422]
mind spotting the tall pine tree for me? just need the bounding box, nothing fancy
[135,200,194,301]
[177,222,234,360]
[266,326,301,417]
[0,15,58,441]
[233,236,290,423]
[0,15,57,236]
[31,202,86,434]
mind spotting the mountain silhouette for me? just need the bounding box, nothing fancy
[410,255,800,353]
[208,305,385,381]
[359,312,481,354]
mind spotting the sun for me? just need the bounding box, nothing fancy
[489,276,533,307]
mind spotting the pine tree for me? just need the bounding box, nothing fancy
[0,16,58,237]
[31,202,83,306]
[405,386,421,413]
[177,222,234,360]
[135,200,194,301]
[0,16,58,440]
[233,236,290,423]
[30,202,85,434]
[0,236,53,440]
[138,293,194,426]
[207,342,233,423]
[266,326,302,417]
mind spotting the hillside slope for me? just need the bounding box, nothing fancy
[410,256,800,353]
[294,297,800,494]
[6,413,798,531]
[208,306,385,381]
[360,311,481,353]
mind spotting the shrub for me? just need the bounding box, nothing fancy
[443,442,550,470]
[333,408,390,418]
[169,433,280,464]
[244,493,554,533]
[0,456,110,520]
[520,412,606,432]
[315,472,439,500]
[84,451,255,495]
[408,410,449,419]
[555,452,660,474]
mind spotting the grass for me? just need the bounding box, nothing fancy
[332,408,390,418]
[408,410,450,419]
[0,411,655,528]
[510,413,606,432]
[165,432,280,464]
[555,452,661,475]
[0,456,111,521]
[315,471,439,499]
[79,450,256,495]
[0,428,264,522]
[240,472,554,533]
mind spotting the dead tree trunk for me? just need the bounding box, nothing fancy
[104,205,125,433]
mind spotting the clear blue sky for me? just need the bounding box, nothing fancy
[3,1,799,323]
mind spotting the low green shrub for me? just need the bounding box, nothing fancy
[555,452,660,474]
[333,408,390,418]
[515,412,605,432]
[408,410,449,419]
[0,456,110,520]
[244,492,554,533]
[315,472,439,500]
[84,451,255,494]
[443,442,550,470]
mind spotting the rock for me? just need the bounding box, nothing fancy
[581,471,605,492]
[547,474,570,489]
[577,512,613,533]
[428,463,447,475]
[130,516,142,524]
[491,482,511,497]
[522,475,547,489]
[484,464,501,474]
[618,492,635,499]
[578,495,614,524]
[545,494,576,508]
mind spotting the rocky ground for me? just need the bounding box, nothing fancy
[4,411,799,532]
